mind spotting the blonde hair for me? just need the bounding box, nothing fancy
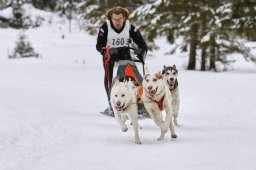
[105,6,130,20]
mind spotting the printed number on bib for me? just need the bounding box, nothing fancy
[112,38,125,45]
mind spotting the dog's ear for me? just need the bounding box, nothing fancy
[162,65,167,75]
[173,64,176,69]
[112,76,119,86]
[155,71,163,79]
[118,76,125,82]
[144,73,150,79]
[127,76,136,82]
[113,76,124,86]
[133,80,139,87]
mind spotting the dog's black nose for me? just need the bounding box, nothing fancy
[170,78,174,81]
[148,86,153,90]
[116,101,121,106]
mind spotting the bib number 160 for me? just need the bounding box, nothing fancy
[112,38,125,45]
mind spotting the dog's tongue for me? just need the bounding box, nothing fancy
[168,81,175,86]
[115,106,122,111]
[149,89,157,97]
[115,103,125,111]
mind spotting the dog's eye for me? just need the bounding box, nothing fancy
[146,79,149,82]
[165,72,169,75]
[115,95,117,97]
[153,78,157,82]
[122,94,125,97]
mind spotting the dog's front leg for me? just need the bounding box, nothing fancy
[173,92,180,126]
[114,112,128,132]
[146,108,168,136]
[129,112,141,144]
[146,109,162,127]
[157,129,166,140]
[166,109,177,139]
[155,112,167,140]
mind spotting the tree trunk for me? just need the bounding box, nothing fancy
[200,12,207,71]
[187,23,198,70]
[104,0,108,7]
[201,43,207,71]
[209,33,216,71]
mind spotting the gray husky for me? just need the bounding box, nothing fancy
[162,65,180,126]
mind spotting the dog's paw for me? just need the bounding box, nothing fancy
[160,124,168,133]
[171,133,178,139]
[135,139,141,144]
[122,127,128,132]
[157,136,164,141]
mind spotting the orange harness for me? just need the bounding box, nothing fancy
[139,87,165,111]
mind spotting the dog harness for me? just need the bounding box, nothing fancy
[154,95,165,111]
[142,88,165,110]
[146,94,165,111]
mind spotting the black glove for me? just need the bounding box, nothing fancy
[102,48,119,61]
[135,48,144,56]
[135,48,145,63]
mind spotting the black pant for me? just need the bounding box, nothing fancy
[103,58,115,101]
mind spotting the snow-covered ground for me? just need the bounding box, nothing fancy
[1,6,256,170]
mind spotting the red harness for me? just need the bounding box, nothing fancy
[154,95,165,111]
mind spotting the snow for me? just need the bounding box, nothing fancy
[1,7,256,170]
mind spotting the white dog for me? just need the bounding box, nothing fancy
[110,77,141,144]
[162,65,180,126]
[141,72,177,140]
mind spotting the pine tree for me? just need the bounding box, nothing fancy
[232,0,256,41]
[9,32,39,59]
[133,0,256,71]
[10,0,24,28]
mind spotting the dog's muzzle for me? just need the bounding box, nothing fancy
[115,103,126,111]
[167,80,175,88]
[148,87,158,97]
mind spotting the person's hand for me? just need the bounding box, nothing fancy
[134,48,144,56]
[102,47,117,60]
[102,52,109,60]
[135,48,145,63]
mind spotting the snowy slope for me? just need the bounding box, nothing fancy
[1,7,256,170]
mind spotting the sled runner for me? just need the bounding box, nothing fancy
[100,47,148,118]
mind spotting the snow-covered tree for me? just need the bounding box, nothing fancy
[9,32,40,58]
[132,0,256,71]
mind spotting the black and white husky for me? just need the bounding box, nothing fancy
[110,77,141,144]
[162,65,180,126]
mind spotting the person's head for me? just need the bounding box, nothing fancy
[106,6,130,30]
